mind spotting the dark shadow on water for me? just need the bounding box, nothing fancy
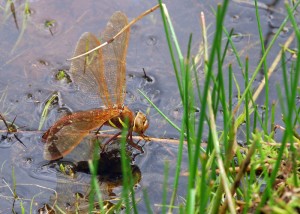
[39,143,141,213]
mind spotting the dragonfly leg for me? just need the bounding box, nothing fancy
[102,131,122,152]
[95,124,104,135]
[102,130,145,153]
[126,130,144,153]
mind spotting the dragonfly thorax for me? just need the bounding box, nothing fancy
[105,106,135,130]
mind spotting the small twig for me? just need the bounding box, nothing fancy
[0,128,190,146]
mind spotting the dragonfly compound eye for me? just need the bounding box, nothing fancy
[133,112,149,134]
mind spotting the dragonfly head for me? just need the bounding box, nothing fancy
[133,111,149,135]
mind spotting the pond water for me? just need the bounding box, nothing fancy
[0,0,295,212]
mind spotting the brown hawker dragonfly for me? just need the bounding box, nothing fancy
[42,11,149,160]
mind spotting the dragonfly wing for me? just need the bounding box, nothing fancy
[44,129,88,160]
[70,32,107,107]
[43,110,120,160]
[100,11,130,107]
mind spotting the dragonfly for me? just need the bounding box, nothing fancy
[42,11,149,160]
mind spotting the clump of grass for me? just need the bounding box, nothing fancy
[86,0,300,212]
[137,0,300,213]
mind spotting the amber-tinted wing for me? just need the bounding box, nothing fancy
[100,11,130,107]
[70,32,105,107]
[44,109,120,160]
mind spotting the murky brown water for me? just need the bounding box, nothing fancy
[0,0,294,212]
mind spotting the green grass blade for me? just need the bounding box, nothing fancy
[39,92,58,131]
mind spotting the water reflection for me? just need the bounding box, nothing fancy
[39,139,142,213]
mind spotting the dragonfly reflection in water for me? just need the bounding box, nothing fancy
[42,11,149,160]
